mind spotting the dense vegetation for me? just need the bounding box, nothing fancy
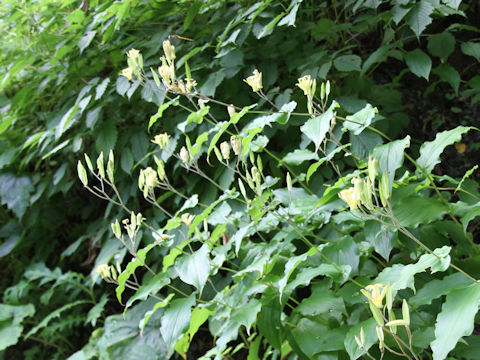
[1,1,480,359]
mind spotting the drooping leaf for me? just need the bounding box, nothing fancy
[416,126,470,174]
[0,174,34,218]
[433,64,461,95]
[334,55,362,72]
[343,103,377,135]
[427,32,455,60]
[405,0,434,38]
[282,149,318,165]
[375,246,451,292]
[174,307,212,357]
[431,283,480,360]
[371,136,410,189]
[405,49,432,80]
[461,42,480,62]
[124,273,170,315]
[175,244,211,291]
[160,295,195,357]
[300,101,339,151]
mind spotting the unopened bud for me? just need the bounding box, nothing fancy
[230,136,242,155]
[111,219,121,239]
[402,299,410,326]
[286,172,292,192]
[368,157,379,184]
[97,152,105,179]
[379,172,390,207]
[77,161,88,186]
[376,326,384,350]
[227,104,236,118]
[220,141,230,160]
[238,178,247,200]
[179,146,189,164]
[84,154,94,172]
[107,150,115,183]
[163,40,176,63]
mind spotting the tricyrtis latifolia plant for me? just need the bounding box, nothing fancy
[78,41,480,359]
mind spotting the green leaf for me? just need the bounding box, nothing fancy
[431,283,480,360]
[343,104,378,135]
[116,244,155,304]
[124,273,170,316]
[174,307,212,357]
[428,32,455,60]
[405,49,432,80]
[78,30,96,54]
[416,126,470,174]
[257,293,283,349]
[392,195,447,227]
[184,1,202,31]
[433,64,461,95]
[461,42,480,62]
[461,206,480,231]
[0,174,34,218]
[334,55,362,72]
[300,101,339,151]
[371,136,410,190]
[405,0,434,38]
[282,149,318,165]
[160,295,195,357]
[148,96,179,132]
[375,246,451,292]
[291,318,346,356]
[410,273,473,307]
[344,318,377,360]
[0,303,35,351]
[364,221,395,261]
[95,77,110,100]
[95,119,118,154]
[350,129,383,158]
[175,244,211,291]
[25,300,89,338]
[296,283,345,319]
[86,293,109,326]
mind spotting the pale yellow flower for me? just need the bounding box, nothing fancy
[244,69,263,92]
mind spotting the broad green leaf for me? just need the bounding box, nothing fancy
[334,55,362,72]
[175,244,210,291]
[431,283,480,360]
[410,273,473,307]
[406,0,434,37]
[160,295,195,357]
[344,318,377,360]
[350,129,383,158]
[405,49,432,80]
[139,293,174,335]
[343,103,377,135]
[291,318,346,356]
[95,77,110,100]
[296,283,345,320]
[86,293,109,327]
[277,247,317,301]
[371,136,410,189]
[461,206,480,231]
[392,196,447,227]
[116,244,155,304]
[257,293,283,349]
[282,149,318,165]
[78,30,96,53]
[300,101,339,151]
[124,273,170,316]
[433,64,461,95]
[0,303,35,351]
[174,307,212,357]
[461,42,480,61]
[416,126,470,174]
[95,119,118,154]
[375,246,451,292]
[0,174,34,218]
[183,0,202,31]
[364,221,395,261]
[428,32,455,60]
[305,144,348,182]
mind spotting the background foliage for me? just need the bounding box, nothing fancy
[1,0,480,359]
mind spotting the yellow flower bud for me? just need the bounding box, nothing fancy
[181,213,195,227]
[244,69,263,92]
[368,157,379,184]
[227,104,236,118]
[179,146,189,164]
[162,40,176,63]
[220,141,230,160]
[230,135,242,155]
[152,133,170,149]
[96,264,111,280]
